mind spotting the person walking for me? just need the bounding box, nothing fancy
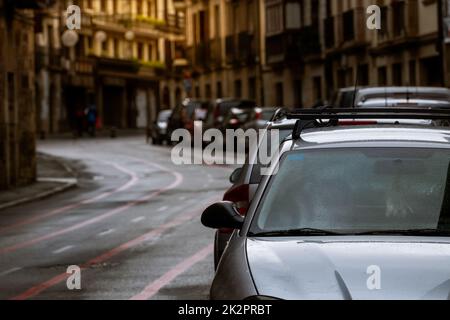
[86,104,97,137]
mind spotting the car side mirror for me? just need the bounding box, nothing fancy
[201,201,244,230]
[229,167,242,184]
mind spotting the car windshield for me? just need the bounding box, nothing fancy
[251,148,450,235]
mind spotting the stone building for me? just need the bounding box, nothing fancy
[0,0,41,190]
[185,0,266,105]
[264,0,448,107]
[185,0,449,108]
[36,0,187,134]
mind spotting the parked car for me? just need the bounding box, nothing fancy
[203,108,450,300]
[167,98,212,142]
[356,98,450,126]
[355,87,450,106]
[215,117,296,268]
[242,107,279,131]
[150,110,172,145]
[332,86,450,108]
[208,98,257,126]
[331,87,362,108]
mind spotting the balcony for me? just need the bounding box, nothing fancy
[226,32,257,66]
[13,0,55,9]
[35,47,63,71]
[266,25,321,65]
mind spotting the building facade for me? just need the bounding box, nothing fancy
[36,0,187,135]
[265,0,448,107]
[0,0,41,190]
[185,0,449,108]
[185,0,266,105]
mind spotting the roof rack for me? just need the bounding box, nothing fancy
[287,108,450,139]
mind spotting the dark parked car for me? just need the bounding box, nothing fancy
[167,99,212,140]
[208,98,257,126]
[150,109,172,145]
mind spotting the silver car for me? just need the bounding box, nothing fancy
[202,110,450,300]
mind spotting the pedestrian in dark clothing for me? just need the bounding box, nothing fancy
[86,105,97,137]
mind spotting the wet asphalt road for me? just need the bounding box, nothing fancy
[0,135,233,300]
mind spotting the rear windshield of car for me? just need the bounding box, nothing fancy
[251,148,450,234]
[186,101,210,119]
[158,110,172,122]
[360,92,450,103]
[218,100,256,116]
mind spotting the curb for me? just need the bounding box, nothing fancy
[0,178,77,211]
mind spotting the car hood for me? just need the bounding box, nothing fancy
[247,237,450,300]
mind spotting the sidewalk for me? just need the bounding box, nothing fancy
[0,153,77,211]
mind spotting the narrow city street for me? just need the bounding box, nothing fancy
[0,135,233,300]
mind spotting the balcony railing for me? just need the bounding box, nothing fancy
[266,25,321,65]
[226,32,257,66]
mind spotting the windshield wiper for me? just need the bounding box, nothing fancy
[249,228,341,237]
[356,229,450,236]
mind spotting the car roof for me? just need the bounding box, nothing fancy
[290,126,450,148]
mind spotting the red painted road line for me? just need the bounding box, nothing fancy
[10,196,219,300]
[0,162,139,234]
[130,244,214,300]
[0,166,183,256]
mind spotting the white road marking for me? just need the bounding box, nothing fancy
[98,228,115,236]
[0,267,22,277]
[131,216,145,223]
[178,196,186,201]
[157,206,168,212]
[52,245,74,255]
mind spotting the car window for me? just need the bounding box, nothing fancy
[158,111,172,122]
[249,129,293,184]
[251,148,450,233]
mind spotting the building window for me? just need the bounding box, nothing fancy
[342,10,355,42]
[275,82,283,106]
[379,6,388,37]
[234,79,242,98]
[137,42,144,60]
[358,64,369,86]
[392,1,405,37]
[293,80,303,108]
[248,77,256,101]
[114,39,120,58]
[137,0,143,15]
[392,63,403,86]
[195,85,200,98]
[216,81,222,98]
[266,3,283,35]
[378,66,387,86]
[214,5,220,38]
[100,0,107,11]
[205,84,212,99]
[285,2,301,29]
[313,76,322,104]
[101,40,107,55]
